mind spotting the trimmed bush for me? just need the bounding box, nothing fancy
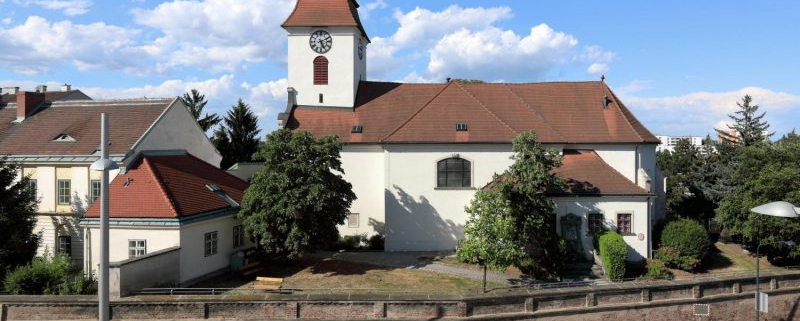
[3,254,96,295]
[597,230,627,280]
[658,218,710,271]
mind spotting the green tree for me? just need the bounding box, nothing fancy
[212,99,261,169]
[656,139,714,225]
[494,131,565,277]
[457,188,524,292]
[238,129,356,260]
[0,158,39,279]
[716,132,800,261]
[715,95,771,146]
[179,89,221,132]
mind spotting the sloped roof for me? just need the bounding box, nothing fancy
[0,90,91,104]
[551,150,649,195]
[282,0,369,41]
[287,81,660,144]
[84,153,249,219]
[0,99,173,156]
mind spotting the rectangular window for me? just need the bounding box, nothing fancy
[204,231,218,257]
[58,235,72,257]
[588,213,604,234]
[348,213,359,228]
[437,158,471,188]
[91,180,101,202]
[57,179,71,205]
[233,225,244,248]
[128,240,146,258]
[27,179,37,199]
[617,213,632,234]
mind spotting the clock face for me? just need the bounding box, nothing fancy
[357,38,363,60]
[309,30,332,54]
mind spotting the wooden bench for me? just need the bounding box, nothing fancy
[254,276,283,291]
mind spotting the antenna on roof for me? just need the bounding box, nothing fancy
[600,74,605,82]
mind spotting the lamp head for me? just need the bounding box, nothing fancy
[751,201,800,218]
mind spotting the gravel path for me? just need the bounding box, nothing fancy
[315,251,516,285]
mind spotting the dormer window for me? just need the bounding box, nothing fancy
[313,56,328,85]
[52,134,75,142]
[456,123,468,131]
[351,125,363,133]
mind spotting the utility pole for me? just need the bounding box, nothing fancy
[90,113,118,321]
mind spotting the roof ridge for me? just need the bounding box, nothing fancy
[602,83,650,143]
[453,82,518,136]
[380,82,451,142]
[502,83,567,141]
[142,156,180,217]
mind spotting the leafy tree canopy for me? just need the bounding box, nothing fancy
[656,139,714,223]
[238,129,356,260]
[0,158,39,278]
[180,89,221,132]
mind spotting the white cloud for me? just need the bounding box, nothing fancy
[616,79,653,96]
[2,18,12,24]
[0,16,141,74]
[623,87,800,135]
[34,0,93,16]
[426,24,577,81]
[81,74,236,99]
[586,63,608,76]
[131,0,295,73]
[359,0,387,19]
[242,78,288,119]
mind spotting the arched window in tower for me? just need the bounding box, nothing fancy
[313,56,328,85]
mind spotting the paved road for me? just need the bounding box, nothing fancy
[315,251,518,285]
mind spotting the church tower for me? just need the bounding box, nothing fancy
[282,0,369,108]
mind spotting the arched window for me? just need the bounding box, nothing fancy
[313,56,328,85]
[437,158,471,188]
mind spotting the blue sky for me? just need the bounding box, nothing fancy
[1,0,799,138]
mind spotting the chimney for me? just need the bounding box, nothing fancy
[61,84,72,92]
[35,85,47,93]
[16,91,46,122]
[3,86,19,95]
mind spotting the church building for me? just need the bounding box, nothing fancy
[278,0,664,261]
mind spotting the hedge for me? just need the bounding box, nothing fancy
[597,230,627,280]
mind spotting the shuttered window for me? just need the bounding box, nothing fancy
[313,56,328,85]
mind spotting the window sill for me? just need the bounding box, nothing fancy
[434,187,476,191]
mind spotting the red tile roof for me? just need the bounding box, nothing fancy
[85,153,249,219]
[0,99,173,156]
[287,81,660,144]
[551,150,649,195]
[282,0,369,41]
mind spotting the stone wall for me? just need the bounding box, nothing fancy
[109,246,180,298]
[1,272,799,320]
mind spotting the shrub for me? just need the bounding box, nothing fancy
[597,230,627,280]
[658,218,710,271]
[640,259,672,280]
[3,254,96,295]
[333,234,367,250]
[368,234,384,251]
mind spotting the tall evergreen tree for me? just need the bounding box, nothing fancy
[212,99,261,169]
[715,95,771,146]
[180,89,221,132]
[0,158,39,279]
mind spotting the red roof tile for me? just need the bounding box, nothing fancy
[287,81,660,144]
[551,150,649,195]
[0,99,172,156]
[282,0,369,41]
[85,153,249,219]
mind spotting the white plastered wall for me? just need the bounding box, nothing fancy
[132,100,222,167]
[85,225,180,276]
[554,196,651,261]
[339,145,385,237]
[178,214,252,284]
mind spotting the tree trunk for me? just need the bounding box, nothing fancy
[482,265,487,293]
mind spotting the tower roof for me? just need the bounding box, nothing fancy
[282,0,369,42]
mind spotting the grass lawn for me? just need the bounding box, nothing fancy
[194,256,501,295]
[669,241,783,278]
[419,255,524,277]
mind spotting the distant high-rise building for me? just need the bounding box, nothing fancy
[656,135,703,153]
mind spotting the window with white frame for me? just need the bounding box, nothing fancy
[617,213,632,234]
[204,231,218,257]
[57,179,71,205]
[233,225,244,248]
[347,213,359,228]
[128,240,146,258]
[91,180,101,202]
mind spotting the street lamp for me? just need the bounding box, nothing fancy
[750,201,799,321]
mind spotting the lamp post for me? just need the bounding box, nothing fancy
[90,114,119,321]
[750,201,799,321]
